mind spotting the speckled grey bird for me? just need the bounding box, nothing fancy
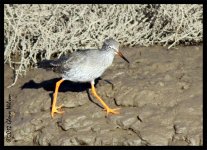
[39,38,129,118]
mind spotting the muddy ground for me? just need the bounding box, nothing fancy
[4,45,203,146]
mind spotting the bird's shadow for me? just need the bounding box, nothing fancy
[21,77,114,109]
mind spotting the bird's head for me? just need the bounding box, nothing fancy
[102,38,130,63]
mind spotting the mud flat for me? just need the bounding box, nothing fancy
[4,45,202,145]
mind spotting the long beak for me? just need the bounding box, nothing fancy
[116,51,130,63]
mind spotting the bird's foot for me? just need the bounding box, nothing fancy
[103,107,120,116]
[51,104,64,118]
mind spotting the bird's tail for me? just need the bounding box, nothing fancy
[37,59,55,70]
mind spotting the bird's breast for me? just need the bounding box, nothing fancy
[62,53,114,82]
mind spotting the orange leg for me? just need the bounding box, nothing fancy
[51,79,65,118]
[90,82,120,116]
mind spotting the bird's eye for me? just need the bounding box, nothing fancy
[108,46,114,50]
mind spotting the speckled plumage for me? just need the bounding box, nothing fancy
[38,38,129,118]
[40,38,121,82]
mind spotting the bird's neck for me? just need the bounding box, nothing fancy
[99,49,115,66]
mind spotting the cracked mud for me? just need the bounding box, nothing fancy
[4,45,203,145]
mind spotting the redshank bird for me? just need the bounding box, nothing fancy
[39,38,129,118]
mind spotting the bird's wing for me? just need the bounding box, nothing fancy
[50,50,88,73]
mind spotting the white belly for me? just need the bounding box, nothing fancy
[62,65,107,82]
[62,51,114,82]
